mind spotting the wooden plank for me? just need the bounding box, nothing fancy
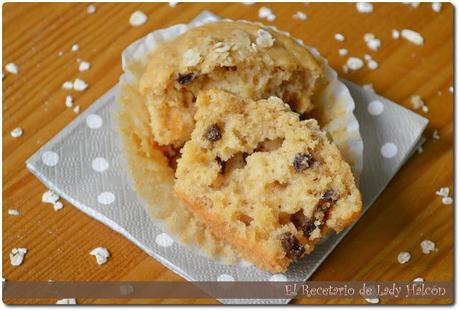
[3,2,453,305]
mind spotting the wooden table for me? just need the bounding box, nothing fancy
[3,2,453,305]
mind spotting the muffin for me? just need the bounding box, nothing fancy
[174,89,362,272]
[139,21,324,148]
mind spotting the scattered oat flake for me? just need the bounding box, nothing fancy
[62,81,73,90]
[256,29,275,49]
[449,86,453,93]
[364,33,381,51]
[73,78,88,91]
[432,2,442,12]
[42,190,60,204]
[410,95,427,112]
[169,2,178,7]
[356,2,373,13]
[10,248,27,266]
[58,51,64,57]
[87,4,96,14]
[73,106,80,114]
[432,130,440,140]
[293,11,307,20]
[420,240,436,254]
[8,209,20,216]
[53,201,64,211]
[435,187,449,197]
[365,298,380,304]
[413,277,424,283]
[392,29,400,40]
[338,48,348,56]
[56,298,77,305]
[367,59,378,70]
[442,196,453,205]
[78,61,91,72]
[401,29,424,45]
[397,251,411,264]
[258,7,276,21]
[334,33,345,42]
[129,10,148,27]
[65,95,73,108]
[346,57,364,71]
[71,44,79,52]
[90,247,110,265]
[5,63,19,74]
[10,128,23,138]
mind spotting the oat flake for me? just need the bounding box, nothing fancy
[356,2,373,13]
[10,248,27,266]
[293,11,307,21]
[73,78,88,91]
[8,209,20,216]
[338,48,348,56]
[10,128,23,138]
[90,247,111,265]
[401,29,424,45]
[87,4,96,14]
[5,63,19,74]
[56,298,77,304]
[420,240,436,254]
[365,297,380,304]
[397,251,411,264]
[129,10,148,27]
[346,57,364,71]
[65,95,73,108]
[79,61,91,72]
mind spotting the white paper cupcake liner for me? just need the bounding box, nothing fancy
[117,11,364,264]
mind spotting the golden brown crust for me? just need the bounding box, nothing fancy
[175,190,290,272]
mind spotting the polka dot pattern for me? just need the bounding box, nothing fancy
[381,142,398,158]
[42,151,59,167]
[368,100,384,116]
[97,192,115,205]
[92,157,109,172]
[86,114,103,129]
[155,233,174,247]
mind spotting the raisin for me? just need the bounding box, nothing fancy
[302,222,317,236]
[322,190,337,201]
[317,190,338,212]
[291,211,317,237]
[177,72,196,85]
[293,153,315,172]
[204,124,222,142]
[280,232,305,261]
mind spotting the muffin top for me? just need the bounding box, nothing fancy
[139,21,324,147]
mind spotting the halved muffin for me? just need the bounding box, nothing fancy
[174,89,362,272]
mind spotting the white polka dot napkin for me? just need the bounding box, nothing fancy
[25,16,428,305]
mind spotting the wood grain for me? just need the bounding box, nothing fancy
[2,2,453,305]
